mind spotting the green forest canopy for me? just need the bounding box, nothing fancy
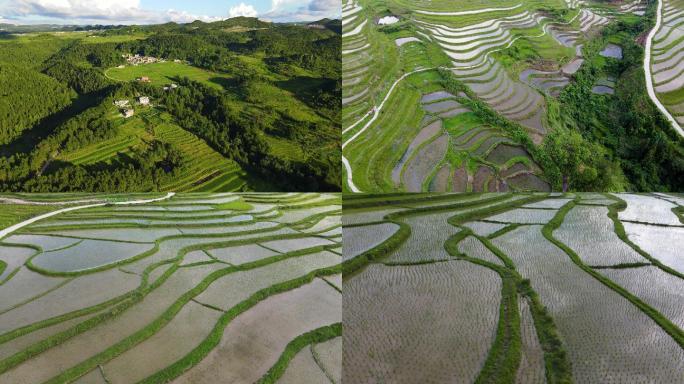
[0,17,341,192]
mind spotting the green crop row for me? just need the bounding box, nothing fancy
[256,323,342,384]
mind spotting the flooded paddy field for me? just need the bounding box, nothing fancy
[343,192,684,383]
[0,193,341,383]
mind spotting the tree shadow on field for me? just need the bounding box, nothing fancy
[43,152,137,175]
[0,89,110,157]
[208,77,239,90]
[274,76,334,110]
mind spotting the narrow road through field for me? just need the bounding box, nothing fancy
[103,68,122,83]
[342,67,434,192]
[0,197,103,206]
[0,192,175,240]
[643,0,684,137]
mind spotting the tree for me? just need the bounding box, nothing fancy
[541,129,600,192]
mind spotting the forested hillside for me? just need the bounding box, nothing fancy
[0,17,341,192]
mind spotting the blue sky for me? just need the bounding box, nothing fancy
[0,0,340,25]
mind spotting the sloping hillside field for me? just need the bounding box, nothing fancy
[343,0,684,193]
[343,192,684,383]
[0,193,341,383]
[648,0,684,133]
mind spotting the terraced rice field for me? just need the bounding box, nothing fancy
[56,110,250,192]
[647,0,684,135]
[342,0,642,192]
[0,193,341,383]
[343,192,684,382]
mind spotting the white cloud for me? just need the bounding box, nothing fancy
[307,0,338,13]
[0,0,226,24]
[269,0,301,12]
[166,9,223,23]
[229,2,258,18]
[261,0,340,22]
[0,0,339,24]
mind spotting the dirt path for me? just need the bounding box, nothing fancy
[643,0,684,137]
[0,193,175,240]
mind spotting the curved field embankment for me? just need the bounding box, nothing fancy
[646,0,684,136]
[0,193,341,383]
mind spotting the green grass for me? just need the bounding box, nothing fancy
[59,111,153,165]
[105,62,231,90]
[153,117,249,192]
[213,199,254,211]
[80,33,149,44]
[0,204,57,232]
[256,324,342,384]
[263,135,306,162]
[659,87,684,106]
[342,220,411,277]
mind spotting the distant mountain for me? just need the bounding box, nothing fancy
[0,23,124,33]
[307,18,341,34]
[0,17,273,34]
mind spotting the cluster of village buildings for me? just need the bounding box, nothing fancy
[120,54,184,67]
[112,54,185,118]
[114,82,178,118]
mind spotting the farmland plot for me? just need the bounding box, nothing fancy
[600,266,684,330]
[623,222,684,274]
[343,263,501,384]
[555,205,645,266]
[516,298,545,384]
[463,220,507,236]
[0,193,341,383]
[342,223,400,261]
[343,193,684,383]
[494,225,684,382]
[485,207,558,224]
[616,193,682,225]
[648,0,684,130]
[385,211,460,263]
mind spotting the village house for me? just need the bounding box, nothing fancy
[114,99,129,108]
[122,109,134,118]
[138,96,150,105]
[136,76,151,83]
